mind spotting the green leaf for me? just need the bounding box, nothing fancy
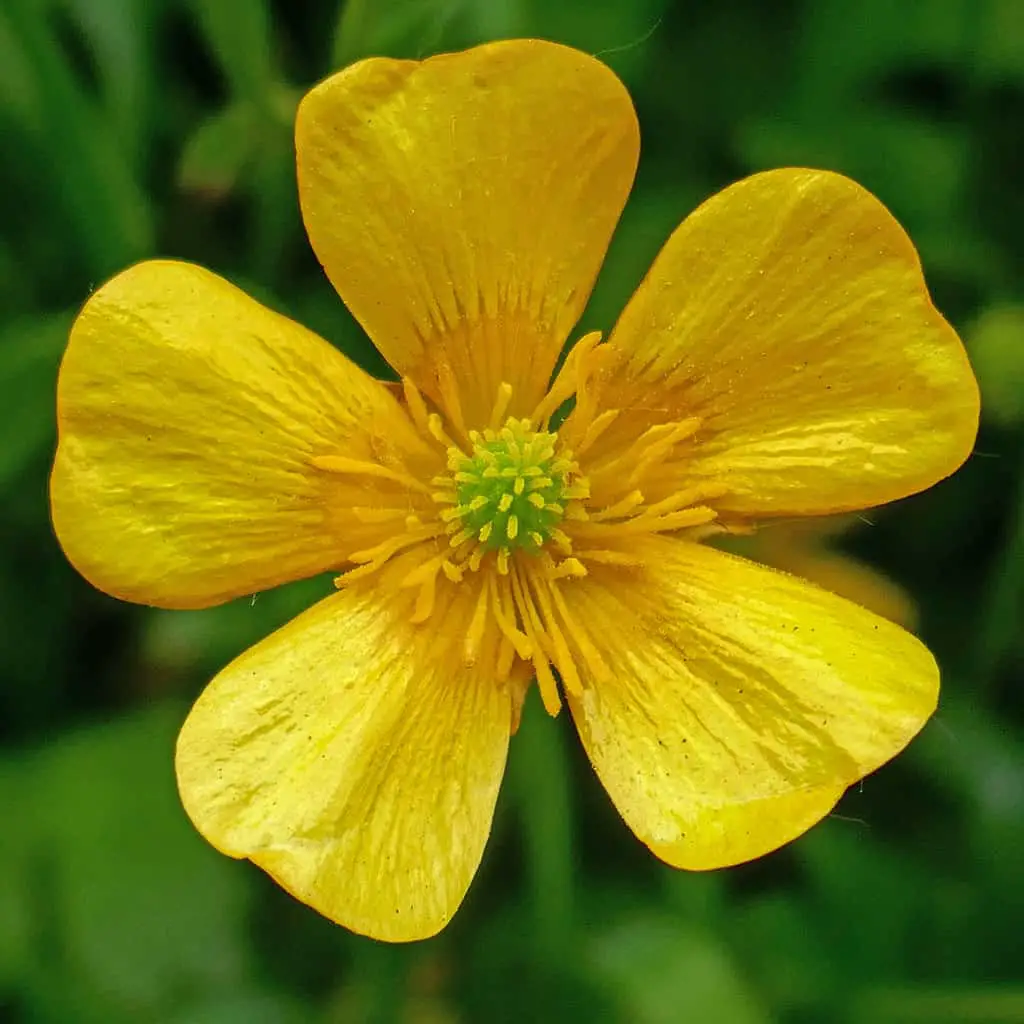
[0,762,33,988]
[2,0,153,275]
[588,913,770,1024]
[331,0,463,67]
[730,894,834,1014]
[168,991,308,1024]
[0,312,72,487]
[795,825,926,981]
[582,184,703,334]
[912,699,1024,825]
[510,692,575,965]
[141,576,334,681]
[796,0,974,104]
[965,303,1024,427]
[188,0,276,106]
[850,987,1024,1024]
[511,0,672,83]
[61,0,160,165]
[178,102,262,198]
[737,113,968,232]
[974,0,1024,82]
[0,5,43,132]
[1,704,255,1018]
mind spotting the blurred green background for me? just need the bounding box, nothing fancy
[3,0,1024,1021]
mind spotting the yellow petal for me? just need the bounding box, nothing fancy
[52,260,431,609]
[733,523,918,630]
[563,537,938,869]
[295,39,639,428]
[591,169,979,516]
[176,577,511,942]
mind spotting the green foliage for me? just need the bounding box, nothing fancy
[2,0,1023,1021]
[967,304,1024,426]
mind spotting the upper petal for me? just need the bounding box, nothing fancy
[51,260,433,609]
[175,572,512,941]
[295,39,639,428]
[584,169,979,517]
[562,537,938,870]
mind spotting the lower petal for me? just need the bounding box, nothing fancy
[175,576,512,941]
[563,537,938,869]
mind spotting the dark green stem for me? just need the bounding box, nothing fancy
[514,692,575,963]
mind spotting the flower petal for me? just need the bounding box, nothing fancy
[563,537,938,869]
[175,577,512,942]
[591,169,979,516]
[736,526,918,630]
[295,39,639,428]
[51,260,432,609]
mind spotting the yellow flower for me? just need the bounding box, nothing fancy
[50,40,979,942]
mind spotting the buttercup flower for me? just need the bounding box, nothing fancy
[50,39,979,942]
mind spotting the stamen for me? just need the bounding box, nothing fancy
[348,523,444,568]
[546,556,588,580]
[442,560,464,583]
[410,567,438,623]
[589,490,645,522]
[427,413,457,449]
[586,505,718,535]
[489,573,533,660]
[497,637,516,679]
[547,579,610,683]
[311,454,430,494]
[587,417,701,488]
[527,568,582,696]
[510,567,561,715]
[488,381,514,430]
[531,331,603,426]
[577,408,620,456]
[437,361,468,441]
[464,581,490,665]
[351,506,411,523]
[627,418,702,486]
[402,379,431,436]
[571,549,644,566]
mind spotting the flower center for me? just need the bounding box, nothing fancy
[451,419,569,553]
[435,416,589,574]
[310,362,727,720]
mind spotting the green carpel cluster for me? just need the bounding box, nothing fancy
[453,419,570,552]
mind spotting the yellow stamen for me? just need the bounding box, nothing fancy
[531,330,603,425]
[577,408,620,456]
[402,378,431,435]
[489,381,514,430]
[311,454,430,494]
